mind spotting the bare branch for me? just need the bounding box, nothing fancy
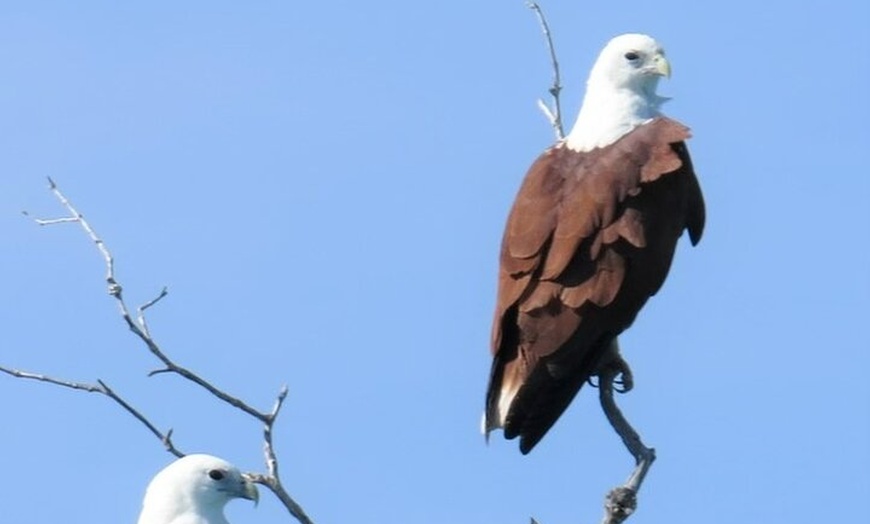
[1,365,101,392]
[37,176,118,287]
[248,471,315,524]
[137,286,169,337]
[243,385,314,524]
[98,379,186,458]
[11,179,314,523]
[0,366,184,457]
[597,343,656,524]
[27,179,269,422]
[535,99,559,133]
[265,385,290,480]
[33,216,79,225]
[526,2,564,139]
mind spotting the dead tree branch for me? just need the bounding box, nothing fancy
[34,177,267,421]
[527,2,564,140]
[7,178,313,524]
[0,366,184,457]
[246,385,314,524]
[597,342,656,524]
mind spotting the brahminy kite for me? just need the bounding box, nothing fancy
[484,33,705,454]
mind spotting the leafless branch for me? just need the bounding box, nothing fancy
[6,178,313,523]
[597,342,656,524]
[247,385,314,524]
[0,366,184,457]
[527,2,564,140]
[137,286,168,338]
[29,177,269,420]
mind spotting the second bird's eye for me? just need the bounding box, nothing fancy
[208,469,225,481]
[624,52,640,61]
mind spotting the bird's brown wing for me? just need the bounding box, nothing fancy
[486,117,704,453]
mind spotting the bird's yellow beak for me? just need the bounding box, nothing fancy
[654,54,671,78]
[241,474,260,506]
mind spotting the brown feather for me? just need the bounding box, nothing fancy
[485,117,705,454]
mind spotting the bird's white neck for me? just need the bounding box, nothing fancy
[137,492,230,524]
[564,86,667,152]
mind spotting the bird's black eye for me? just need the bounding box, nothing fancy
[624,52,640,61]
[208,469,225,481]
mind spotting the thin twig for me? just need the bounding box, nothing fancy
[44,176,118,287]
[1,366,102,392]
[0,366,184,457]
[265,385,290,481]
[137,286,169,337]
[526,2,564,139]
[32,216,79,225]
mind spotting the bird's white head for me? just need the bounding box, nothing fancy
[565,33,672,152]
[137,454,259,524]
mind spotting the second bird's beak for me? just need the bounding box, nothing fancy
[653,54,671,78]
[240,474,260,506]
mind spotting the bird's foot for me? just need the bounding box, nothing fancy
[611,356,634,394]
[597,346,634,394]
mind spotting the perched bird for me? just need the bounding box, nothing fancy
[485,33,705,454]
[137,454,259,524]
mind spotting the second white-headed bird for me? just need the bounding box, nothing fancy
[137,454,259,524]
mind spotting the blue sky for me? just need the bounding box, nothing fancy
[2,1,868,522]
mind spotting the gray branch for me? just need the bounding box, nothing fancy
[0,366,184,457]
[527,2,564,140]
[6,178,313,523]
[35,178,269,422]
[597,342,656,524]
[247,385,314,524]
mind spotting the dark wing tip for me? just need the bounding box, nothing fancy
[687,173,706,246]
[689,224,704,246]
[502,407,545,455]
[519,435,538,455]
[670,139,705,247]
